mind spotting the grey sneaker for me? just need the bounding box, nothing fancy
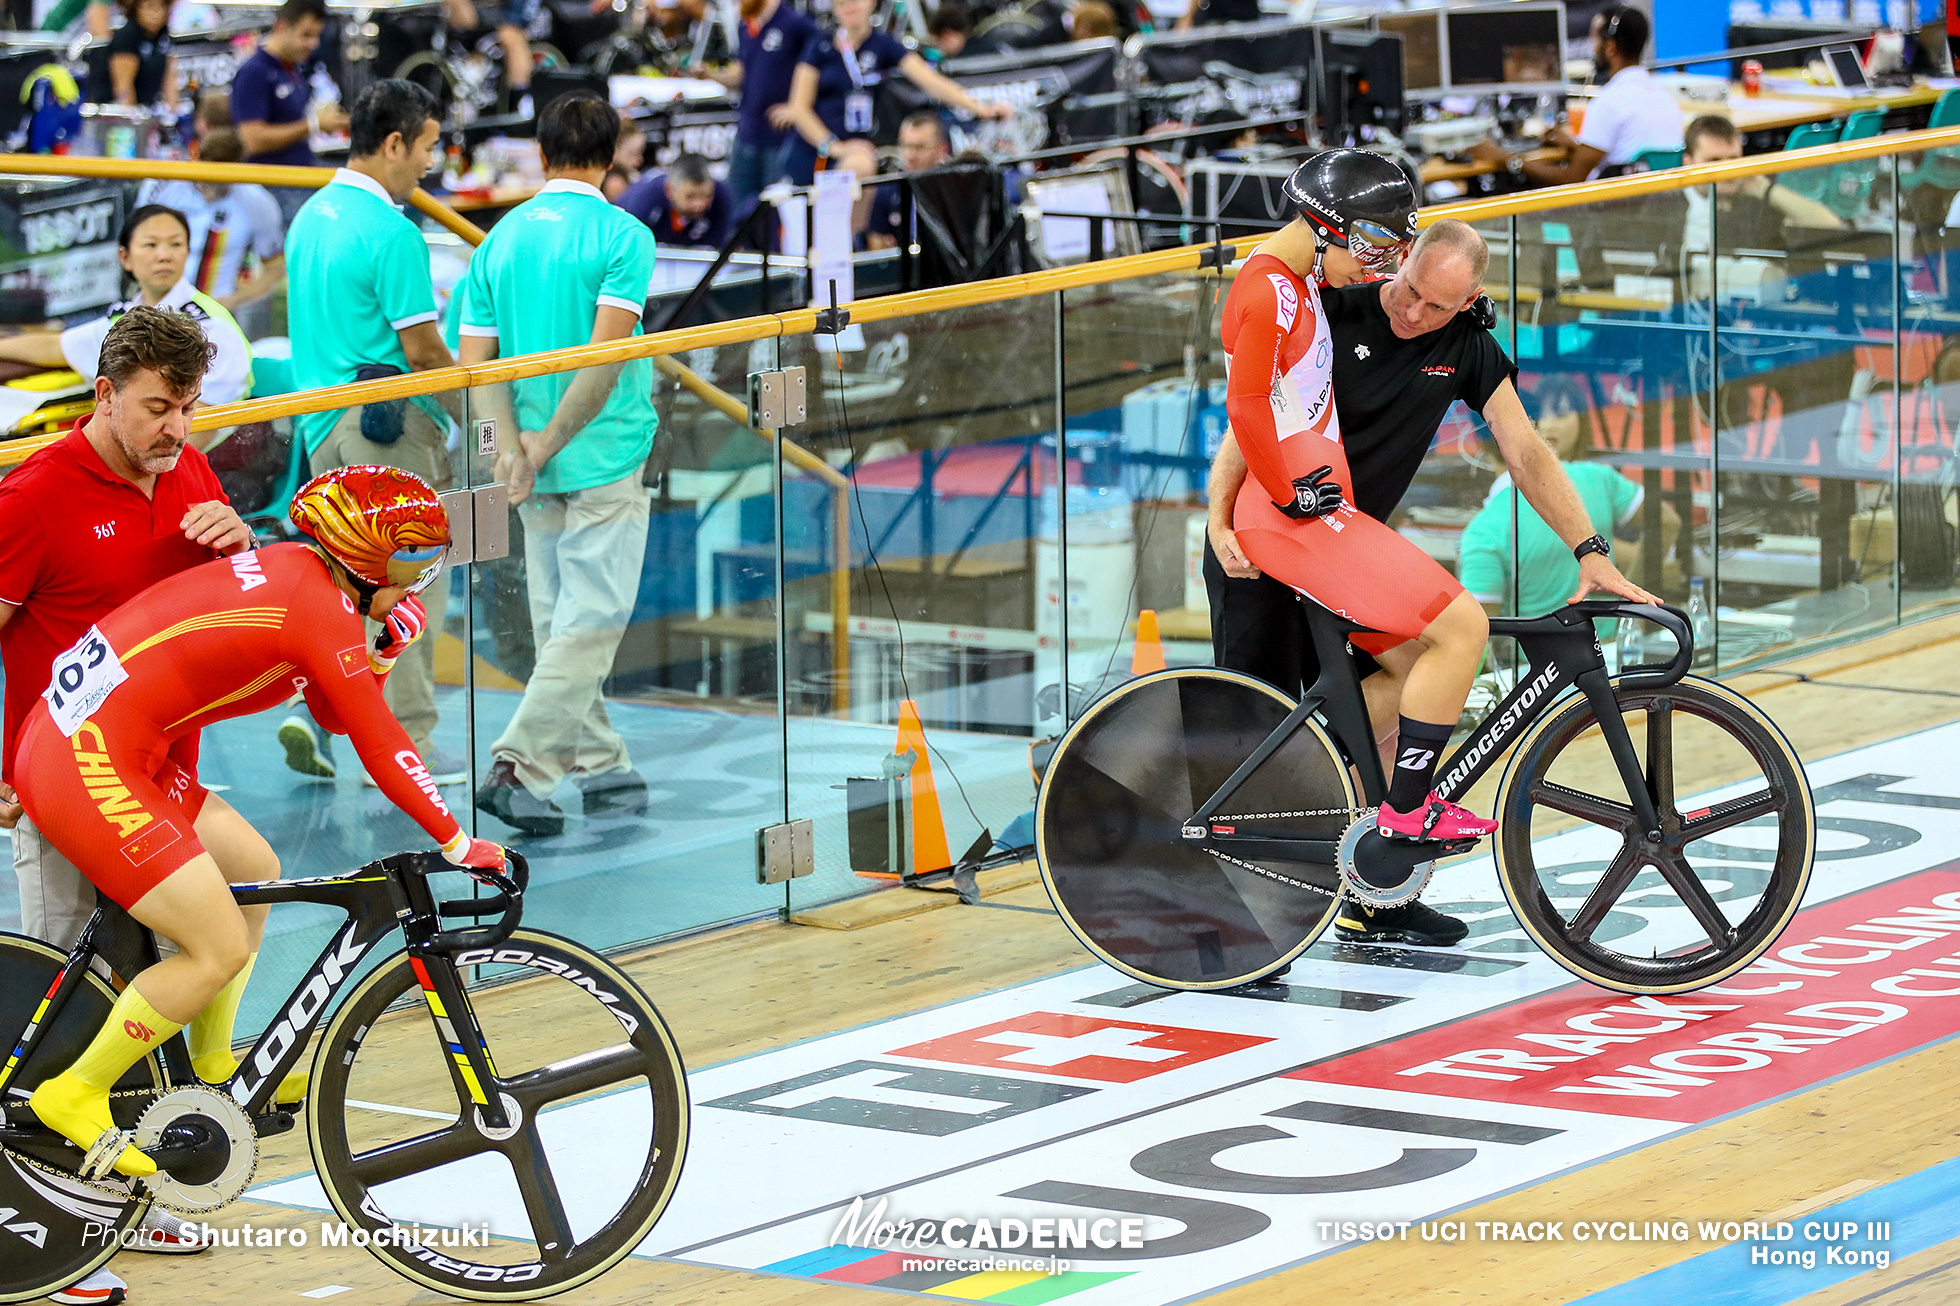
[278,713,336,779]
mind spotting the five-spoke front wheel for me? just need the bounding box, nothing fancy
[1495,675,1815,993]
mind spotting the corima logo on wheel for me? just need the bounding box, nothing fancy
[455,947,640,1035]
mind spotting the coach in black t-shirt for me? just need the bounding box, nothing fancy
[1206,218,1604,949]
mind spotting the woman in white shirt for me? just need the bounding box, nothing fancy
[0,204,253,408]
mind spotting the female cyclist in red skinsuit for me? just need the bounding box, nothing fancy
[15,466,509,1181]
[1220,151,1499,848]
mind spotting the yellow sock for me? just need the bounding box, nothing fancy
[189,951,309,1105]
[30,983,182,1178]
[189,951,254,1084]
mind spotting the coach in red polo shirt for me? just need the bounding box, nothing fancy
[0,307,252,953]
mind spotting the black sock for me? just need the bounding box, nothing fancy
[1387,717,1453,813]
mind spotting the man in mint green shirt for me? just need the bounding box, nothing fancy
[1457,386,1671,638]
[457,92,658,837]
[280,78,465,785]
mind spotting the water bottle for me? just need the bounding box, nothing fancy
[1615,616,1643,673]
[1687,576,1715,667]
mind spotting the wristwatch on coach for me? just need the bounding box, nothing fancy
[1573,534,1611,562]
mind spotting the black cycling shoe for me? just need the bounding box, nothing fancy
[1333,899,1469,947]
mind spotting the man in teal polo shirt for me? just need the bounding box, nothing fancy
[457,92,658,837]
[1458,379,1676,635]
[281,78,466,785]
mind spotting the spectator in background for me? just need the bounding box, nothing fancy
[617,152,733,248]
[1680,114,1841,248]
[927,2,971,59]
[442,0,540,116]
[1066,0,1117,40]
[708,0,818,216]
[865,110,951,250]
[1458,375,1676,633]
[233,0,349,225]
[0,205,252,412]
[603,119,646,200]
[136,129,287,337]
[457,92,658,836]
[1471,5,1680,185]
[777,0,1009,186]
[282,79,464,787]
[1175,0,1257,32]
[107,0,178,109]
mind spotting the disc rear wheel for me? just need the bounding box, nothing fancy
[1036,668,1356,989]
[0,934,158,1304]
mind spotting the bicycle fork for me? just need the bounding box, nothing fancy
[402,946,509,1132]
[1574,666,1667,842]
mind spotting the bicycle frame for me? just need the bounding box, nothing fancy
[1184,600,1694,866]
[0,850,528,1166]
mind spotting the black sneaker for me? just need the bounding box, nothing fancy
[475,759,567,837]
[573,768,649,817]
[1334,899,1469,947]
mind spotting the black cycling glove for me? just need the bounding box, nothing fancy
[1278,466,1345,520]
[1465,293,1498,331]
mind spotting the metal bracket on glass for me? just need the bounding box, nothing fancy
[756,818,815,885]
[1197,227,1233,271]
[747,367,808,429]
[436,485,512,566]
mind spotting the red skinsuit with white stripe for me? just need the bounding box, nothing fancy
[1223,252,1463,654]
[15,543,463,907]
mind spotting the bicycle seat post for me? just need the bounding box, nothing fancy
[1301,601,1387,804]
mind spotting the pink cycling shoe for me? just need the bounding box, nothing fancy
[1377,793,1498,842]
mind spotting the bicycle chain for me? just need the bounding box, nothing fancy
[1216,807,1371,822]
[1203,846,1342,898]
[1200,808,1375,898]
[2,1084,226,1208]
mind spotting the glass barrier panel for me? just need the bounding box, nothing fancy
[460,340,789,950]
[1510,182,1713,670]
[779,296,1063,907]
[1061,269,1220,709]
[1897,152,1960,621]
[1707,157,1898,662]
[219,379,473,1037]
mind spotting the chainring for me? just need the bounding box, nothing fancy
[131,1085,257,1214]
[1336,812,1438,910]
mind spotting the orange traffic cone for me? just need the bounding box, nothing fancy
[895,699,952,876]
[1132,609,1167,675]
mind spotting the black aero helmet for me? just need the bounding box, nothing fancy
[1281,148,1418,270]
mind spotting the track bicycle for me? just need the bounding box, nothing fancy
[0,849,688,1302]
[1036,599,1816,994]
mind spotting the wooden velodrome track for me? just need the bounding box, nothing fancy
[106,613,1960,1306]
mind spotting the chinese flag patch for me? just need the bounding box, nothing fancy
[337,646,368,677]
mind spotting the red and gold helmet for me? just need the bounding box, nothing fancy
[289,465,450,594]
